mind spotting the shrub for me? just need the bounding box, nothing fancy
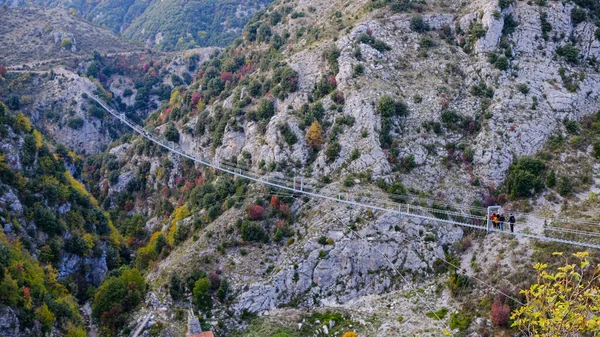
[241,221,266,242]
[67,117,84,129]
[313,75,337,98]
[491,301,510,326]
[449,311,472,331]
[511,252,600,335]
[343,332,357,337]
[494,56,509,71]
[353,63,364,77]
[498,0,514,8]
[516,83,529,94]
[323,47,341,74]
[256,99,275,120]
[558,176,572,196]
[556,44,580,64]
[376,96,409,118]
[279,123,298,146]
[356,33,391,52]
[506,157,546,198]
[325,142,341,163]
[164,123,180,142]
[61,38,73,49]
[317,236,328,245]
[571,8,587,25]
[447,273,470,296]
[410,15,430,32]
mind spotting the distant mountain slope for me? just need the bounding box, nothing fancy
[0,7,136,66]
[2,0,273,50]
[122,0,271,50]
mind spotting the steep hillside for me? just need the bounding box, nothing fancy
[0,47,217,154]
[75,0,600,335]
[2,0,273,50]
[0,101,135,337]
[91,1,600,335]
[0,7,136,67]
[2,0,600,335]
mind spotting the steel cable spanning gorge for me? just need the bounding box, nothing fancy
[89,93,600,249]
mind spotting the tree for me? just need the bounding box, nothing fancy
[193,277,212,311]
[306,121,324,149]
[165,122,180,142]
[0,65,6,78]
[571,8,587,25]
[511,252,600,335]
[35,304,56,332]
[0,241,9,280]
[247,205,265,220]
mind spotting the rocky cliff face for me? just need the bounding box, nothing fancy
[125,0,600,335]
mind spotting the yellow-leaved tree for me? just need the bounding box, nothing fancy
[306,121,324,149]
[510,252,600,336]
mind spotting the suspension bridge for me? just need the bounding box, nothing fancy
[88,93,600,249]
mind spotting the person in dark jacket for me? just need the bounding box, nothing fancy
[509,214,516,233]
[499,214,505,231]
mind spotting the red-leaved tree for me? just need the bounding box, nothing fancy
[247,205,264,220]
[270,195,280,208]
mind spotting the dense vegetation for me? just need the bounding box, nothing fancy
[123,0,273,50]
[3,0,272,50]
[0,101,130,335]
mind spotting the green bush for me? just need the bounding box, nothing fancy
[449,311,472,331]
[356,33,391,52]
[558,176,572,197]
[325,142,341,163]
[67,117,84,129]
[376,96,409,118]
[410,15,430,32]
[353,63,364,77]
[556,44,580,64]
[241,221,266,242]
[193,277,212,311]
[571,8,587,25]
[498,0,515,9]
[494,56,509,71]
[506,157,546,198]
[279,123,297,146]
[164,122,180,142]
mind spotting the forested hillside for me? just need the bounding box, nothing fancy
[2,0,273,50]
[0,99,149,336]
[1,0,600,335]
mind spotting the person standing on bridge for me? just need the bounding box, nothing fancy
[509,214,515,233]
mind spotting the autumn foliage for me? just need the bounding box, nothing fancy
[491,300,510,326]
[247,204,265,220]
[306,121,324,149]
